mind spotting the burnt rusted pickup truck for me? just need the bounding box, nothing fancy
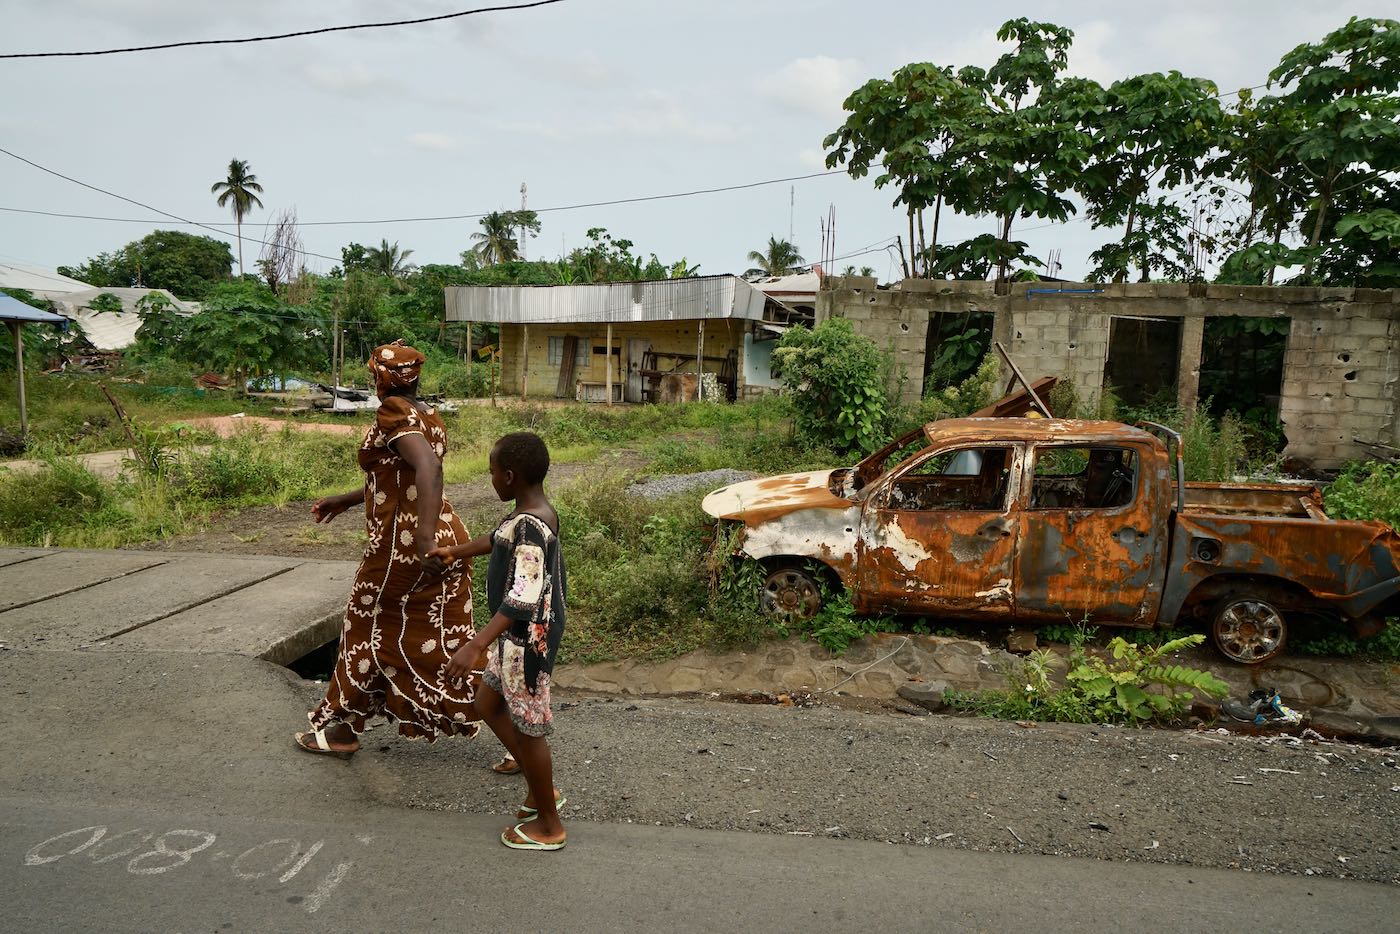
[703,418,1400,664]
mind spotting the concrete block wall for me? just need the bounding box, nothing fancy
[816,279,1400,469]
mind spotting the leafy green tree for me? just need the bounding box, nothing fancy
[87,293,124,313]
[178,282,325,390]
[1267,17,1400,280]
[746,237,806,276]
[824,20,1092,283]
[58,230,233,300]
[927,234,1041,281]
[210,158,265,277]
[773,316,888,453]
[824,62,987,276]
[1078,71,1225,281]
[977,20,1091,284]
[132,291,190,359]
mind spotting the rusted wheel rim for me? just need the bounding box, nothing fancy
[761,569,822,620]
[1215,600,1285,663]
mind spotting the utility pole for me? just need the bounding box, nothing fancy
[520,182,528,261]
[789,186,794,243]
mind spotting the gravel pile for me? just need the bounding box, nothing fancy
[627,468,754,500]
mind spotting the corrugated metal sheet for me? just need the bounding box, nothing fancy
[45,288,196,351]
[0,293,67,324]
[445,274,772,324]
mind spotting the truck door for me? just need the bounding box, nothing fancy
[857,443,1023,617]
[1014,442,1167,625]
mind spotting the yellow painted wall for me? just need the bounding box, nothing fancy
[499,320,747,399]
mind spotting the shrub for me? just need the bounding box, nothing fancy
[0,457,117,545]
[1325,460,1400,528]
[773,317,888,453]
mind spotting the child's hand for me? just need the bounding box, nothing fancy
[422,545,456,576]
[446,638,485,682]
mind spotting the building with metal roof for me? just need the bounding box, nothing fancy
[444,275,808,403]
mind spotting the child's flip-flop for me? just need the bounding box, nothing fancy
[501,823,566,851]
[516,792,566,820]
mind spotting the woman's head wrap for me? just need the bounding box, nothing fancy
[368,340,425,393]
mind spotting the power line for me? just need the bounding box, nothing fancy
[0,169,852,229]
[0,144,343,265]
[0,1,569,59]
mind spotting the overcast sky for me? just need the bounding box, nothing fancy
[2,0,1398,284]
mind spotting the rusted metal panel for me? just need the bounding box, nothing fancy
[1184,482,1324,518]
[1015,440,1168,625]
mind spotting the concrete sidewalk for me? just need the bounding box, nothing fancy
[0,547,353,665]
[3,648,1396,933]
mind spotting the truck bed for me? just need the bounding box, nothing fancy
[1183,481,1327,519]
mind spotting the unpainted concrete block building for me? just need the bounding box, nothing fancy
[818,278,1400,469]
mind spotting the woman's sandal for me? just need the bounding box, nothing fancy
[501,823,566,851]
[294,728,358,759]
[516,791,566,820]
[491,755,521,775]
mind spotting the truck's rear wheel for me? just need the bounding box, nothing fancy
[760,566,824,622]
[1210,595,1287,664]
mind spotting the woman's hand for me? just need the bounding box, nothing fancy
[416,530,446,575]
[446,638,486,681]
[311,493,354,524]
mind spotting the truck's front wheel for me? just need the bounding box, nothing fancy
[760,566,824,622]
[1210,595,1287,664]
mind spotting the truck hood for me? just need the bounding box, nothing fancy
[702,470,852,522]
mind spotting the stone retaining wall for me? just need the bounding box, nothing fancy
[553,632,1400,722]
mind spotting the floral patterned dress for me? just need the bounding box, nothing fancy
[309,395,479,741]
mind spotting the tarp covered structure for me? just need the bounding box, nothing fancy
[1,293,68,437]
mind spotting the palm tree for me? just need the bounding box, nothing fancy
[210,159,264,277]
[471,211,522,265]
[366,239,415,281]
[746,236,805,276]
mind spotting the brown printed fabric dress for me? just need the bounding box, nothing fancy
[308,395,479,742]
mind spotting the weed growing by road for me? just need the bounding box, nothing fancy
[948,634,1228,726]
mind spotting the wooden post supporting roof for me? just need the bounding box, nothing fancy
[605,323,613,406]
[10,322,25,438]
[521,324,530,401]
[696,320,705,402]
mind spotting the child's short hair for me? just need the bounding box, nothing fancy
[494,431,550,484]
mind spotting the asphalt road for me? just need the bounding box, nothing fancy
[6,798,1398,934]
[2,648,1398,932]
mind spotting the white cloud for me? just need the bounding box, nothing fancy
[798,148,827,169]
[758,56,865,118]
[503,91,740,144]
[407,132,463,152]
[301,62,396,98]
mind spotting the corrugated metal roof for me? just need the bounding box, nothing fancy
[45,288,196,351]
[0,293,68,324]
[445,274,775,324]
[0,261,93,294]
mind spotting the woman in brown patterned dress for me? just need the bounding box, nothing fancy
[295,341,480,756]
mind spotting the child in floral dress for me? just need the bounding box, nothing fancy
[436,432,567,850]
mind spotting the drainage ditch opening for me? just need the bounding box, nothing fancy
[286,639,338,681]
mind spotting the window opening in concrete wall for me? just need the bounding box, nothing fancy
[1103,316,1181,408]
[924,311,993,391]
[1199,316,1289,421]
